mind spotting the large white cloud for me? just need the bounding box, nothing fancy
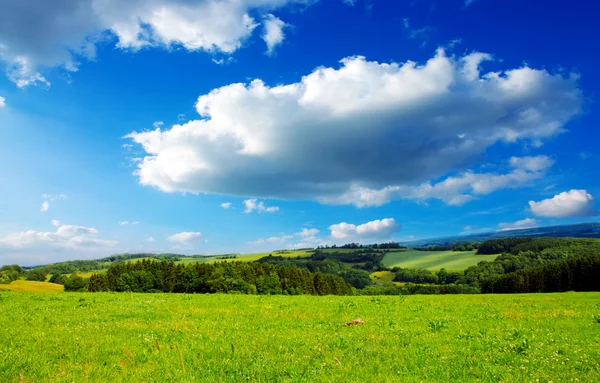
[167,231,203,245]
[529,190,598,218]
[329,218,399,240]
[0,0,313,86]
[126,50,580,206]
[0,221,118,266]
[497,218,539,231]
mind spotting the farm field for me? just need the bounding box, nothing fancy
[0,280,64,293]
[126,250,313,266]
[382,250,499,270]
[1,292,599,382]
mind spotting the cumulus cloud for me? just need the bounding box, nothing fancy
[296,228,319,237]
[243,199,279,213]
[329,218,399,240]
[220,202,233,209]
[0,221,118,266]
[127,50,581,207]
[40,193,67,213]
[0,0,312,87]
[529,190,598,218]
[320,155,554,207]
[497,218,539,231]
[0,96,5,108]
[167,231,202,245]
[262,14,287,55]
[146,237,155,242]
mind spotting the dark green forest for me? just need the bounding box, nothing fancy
[86,259,353,295]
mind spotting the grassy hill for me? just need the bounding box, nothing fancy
[1,292,598,382]
[382,250,499,271]
[402,222,600,248]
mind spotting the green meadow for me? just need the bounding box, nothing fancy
[1,292,599,382]
[382,249,500,270]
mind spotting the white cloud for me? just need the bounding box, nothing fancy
[320,155,554,207]
[262,14,287,55]
[0,221,118,266]
[529,189,598,218]
[146,237,155,242]
[119,221,139,225]
[220,202,233,209]
[497,218,539,231]
[0,96,5,108]
[463,225,473,232]
[167,231,202,245]
[329,218,399,240]
[249,234,294,245]
[249,227,319,246]
[127,50,581,206]
[296,228,319,237]
[579,152,592,160]
[0,0,312,87]
[243,199,279,213]
[40,193,67,213]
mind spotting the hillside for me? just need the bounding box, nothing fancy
[402,222,600,248]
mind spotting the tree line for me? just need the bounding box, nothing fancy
[86,259,353,295]
[481,254,600,293]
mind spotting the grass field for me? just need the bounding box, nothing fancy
[382,250,500,270]
[0,280,64,293]
[127,250,313,266]
[0,292,599,382]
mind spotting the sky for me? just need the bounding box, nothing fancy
[0,0,599,266]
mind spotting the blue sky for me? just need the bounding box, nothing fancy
[0,0,598,265]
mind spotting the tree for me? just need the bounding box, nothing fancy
[26,268,47,282]
[64,274,88,291]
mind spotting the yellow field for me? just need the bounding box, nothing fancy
[370,271,405,286]
[0,280,64,293]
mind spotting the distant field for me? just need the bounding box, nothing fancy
[127,250,313,266]
[382,250,499,270]
[0,292,598,382]
[0,280,64,293]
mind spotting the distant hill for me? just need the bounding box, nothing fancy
[402,222,600,248]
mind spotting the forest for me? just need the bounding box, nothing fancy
[86,259,353,295]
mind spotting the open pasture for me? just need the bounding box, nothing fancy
[0,292,599,382]
[382,250,499,270]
